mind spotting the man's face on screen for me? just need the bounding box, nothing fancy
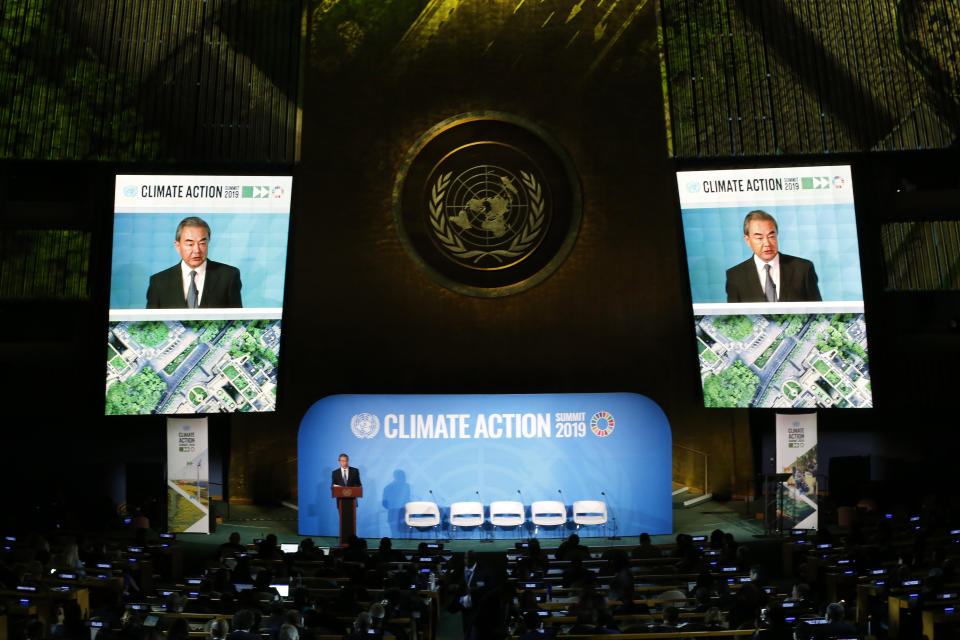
[175,225,209,268]
[744,219,778,262]
[339,455,349,469]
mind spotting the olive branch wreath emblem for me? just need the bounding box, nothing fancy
[428,170,545,264]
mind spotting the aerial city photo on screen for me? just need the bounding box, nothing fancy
[695,312,870,408]
[106,318,281,414]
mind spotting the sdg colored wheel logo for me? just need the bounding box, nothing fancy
[590,411,615,437]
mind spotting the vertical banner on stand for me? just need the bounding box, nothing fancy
[775,413,818,530]
[166,418,209,533]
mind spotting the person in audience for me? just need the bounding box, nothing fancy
[681,607,726,632]
[231,555,255,585]
[262,602,288,640]
[727,581,762,630]
[227,609,260,640]
[296,538,326,562]
[446,549,493,640]
[612,582,649,615]
[703,606,725,630]
[709,528,725,550]
[166,592,187,613]
[258,534,284,561]
[561,555,593,588]
[786,582,813,609]
[277,624,298,640]
[209,619,230,640]
[658,586,688,605]
[554,534,588,561]
[25,619,45,640]
[803,602,857,640]
[568,582,615,632]
[253,568,281,600]
[650,605,682,635]
[632,532,661,559]
[303,598,347,636]
[754,602,793,639]
[167,618,191,640]
[343,611,373,640]
[514,539,549,578]
[218,532,245,559]
[374,537,405,563]
[342,535,370,566]
[514,611,556,640]
[51,602,86,640]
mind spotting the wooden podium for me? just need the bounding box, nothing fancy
[332,485,362,543]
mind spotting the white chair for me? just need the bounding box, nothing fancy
[530,500,567,536]
[449,501,485,538]
[572,500,608,536]
[489,501,525,535]
[404,501,441,538]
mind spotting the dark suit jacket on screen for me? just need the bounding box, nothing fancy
[146,260,242,309]
[725,253,822,303]
[332,466,362,487]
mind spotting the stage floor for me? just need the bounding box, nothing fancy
[191,495,767,551]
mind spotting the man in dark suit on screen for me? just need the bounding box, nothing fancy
[146,216,242,308]
[725,210,822,303]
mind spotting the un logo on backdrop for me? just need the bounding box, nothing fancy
[350,413,380,439]
[394,112,581,297]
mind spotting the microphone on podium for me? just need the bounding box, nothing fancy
[428,489,449,543]
[601,489,620,540]
[477,489,493,543]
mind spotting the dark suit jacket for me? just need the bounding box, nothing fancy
[725,253,821,303]
[332,466,362,487]
[146,260,242,308]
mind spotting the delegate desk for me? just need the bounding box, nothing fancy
[0,587,89,627]
[923,608,960,640]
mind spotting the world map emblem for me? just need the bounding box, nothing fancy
[394,113,581,296]
[429,165,546,269]
[350,413,380,439]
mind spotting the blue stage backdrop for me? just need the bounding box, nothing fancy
[297,393,673,539]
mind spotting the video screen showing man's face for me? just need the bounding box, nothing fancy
[675,166,872,409]
[107,175,292,415]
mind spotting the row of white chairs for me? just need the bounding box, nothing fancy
[402,500,608,537]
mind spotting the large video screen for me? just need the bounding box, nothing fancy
[106,175,292,415]
[676,166,872,408]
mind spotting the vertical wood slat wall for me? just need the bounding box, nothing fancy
[881,221,960,291]
[659,0,959,158]
[0,0,303,163]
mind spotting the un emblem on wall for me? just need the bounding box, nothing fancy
[350,413,380,439]
[394,113,581,296]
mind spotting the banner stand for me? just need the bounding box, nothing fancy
[166,418,210,533]
[775,413,818,530]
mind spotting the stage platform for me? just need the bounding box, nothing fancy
[183,495,768,552]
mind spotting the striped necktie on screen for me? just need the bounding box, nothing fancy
[187,270,198,308]
[764,264,776,302]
